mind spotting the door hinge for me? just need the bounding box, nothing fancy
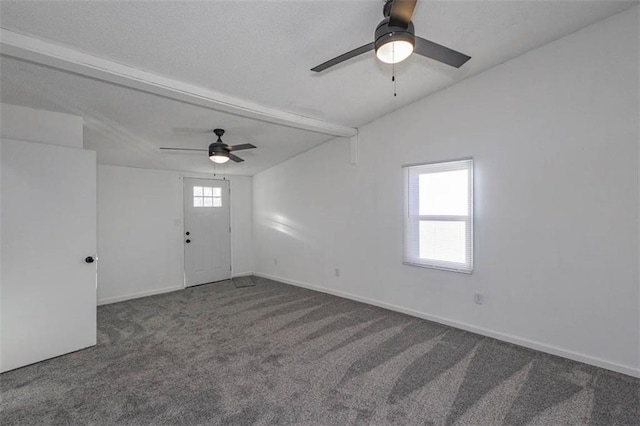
[229,226,231,233]
[230,265,232,271]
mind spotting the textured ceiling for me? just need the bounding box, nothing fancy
[0,56,330,176]
[0,0,636,175]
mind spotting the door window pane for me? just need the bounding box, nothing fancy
[193,186,223,208]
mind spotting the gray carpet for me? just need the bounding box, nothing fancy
[1,277,638,425]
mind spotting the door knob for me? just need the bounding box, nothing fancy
[186,232,190,235]
[85,256,95,263]
[185,239,191,244]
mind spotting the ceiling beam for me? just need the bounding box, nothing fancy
[0,28,357,138]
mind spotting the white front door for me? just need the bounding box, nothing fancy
[183,178,231,286]
[1,139,97,372]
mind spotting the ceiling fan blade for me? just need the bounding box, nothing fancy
[414,36,471,68]
[228,153,244,163]
[311,42,375,72]
[389,0,417,28]
[159,147,208,151]
[227,143,256,152]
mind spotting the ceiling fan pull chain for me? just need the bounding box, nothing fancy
[392,40,397,97]
[393,61,397,97]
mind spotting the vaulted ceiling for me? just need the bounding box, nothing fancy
[1,1,636,175]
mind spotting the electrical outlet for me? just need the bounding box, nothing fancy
[274,258,278,265]
[335,268,340,277]
[474,293,484,305]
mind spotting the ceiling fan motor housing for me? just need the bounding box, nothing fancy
[374,18,415,54]
[209,143,228,156]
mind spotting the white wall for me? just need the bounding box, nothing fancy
[253,7,640,377]
[1,104,83,148]
[97,165,252,304]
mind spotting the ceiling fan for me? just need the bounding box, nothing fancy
[160,129,256,164]
[311,0,471,72]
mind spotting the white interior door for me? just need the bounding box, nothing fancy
[183,178,231,287]
[1,139,97,372]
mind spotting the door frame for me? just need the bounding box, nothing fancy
[180,176,234,288]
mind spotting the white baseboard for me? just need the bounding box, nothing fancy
[97,285,183,306]
[253,272,640,378]
[99,273,253,306]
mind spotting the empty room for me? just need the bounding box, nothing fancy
[1,0,639,424]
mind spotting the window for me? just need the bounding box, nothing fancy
[404,158,473,273]
[193,186,222,208]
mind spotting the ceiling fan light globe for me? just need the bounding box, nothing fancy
[376,40,414,64]
[210,154,230,164]
[374,19,415,65]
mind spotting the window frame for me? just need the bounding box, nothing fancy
[403,158,474,273]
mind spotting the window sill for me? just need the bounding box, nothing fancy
[402,261,473,274]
